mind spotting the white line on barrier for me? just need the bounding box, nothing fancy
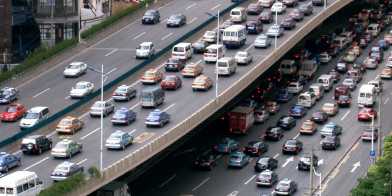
[23,157,49,170]
[77,158,88,165]
[186,3,197,10]
[33,88,50,98]
[340,110,351,121]
[81,127,100,140]
[192,177,210,191]
[210,4,221,11]
[161,33,173,41]
[244,175,256,185]
[133,32,146,40]
[105,49,118,57]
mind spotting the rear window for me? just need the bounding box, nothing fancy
[173,47,185,52]
[231,11,241,15]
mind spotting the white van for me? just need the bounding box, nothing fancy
[333,36,349,50]
[279,59,297,75]
[203,44,224,63]
[367,23,380,37]
[309,83,325,100]
[19,106,49,129]
[0,171,43,196]
[358,84,376,107]
[217,57,237,76]
[317,74,334,91]
[297,91,317,108]
[230,7,247,23]
[172,43,192,60]
[222,25,247,48]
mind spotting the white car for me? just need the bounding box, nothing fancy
[266,24,284,37]
[287,81,303,94]
[234,51,253,65]
[136,42,155,59]
[202,31,217,43]
[63,62,88,77]
[69,81,94,98]
[363,57,378,69]
[271,2,286,14]
[319,52,331,63]
[342,78,356,90]
[386,56,392,67]
[254,34,272,48]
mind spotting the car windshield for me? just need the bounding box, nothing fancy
[164,76,177,81]
[145,10,155,16]
[173,47,185,52]
[231,11,241,15]
[60,119,72,126]
[144,71,156,77]
[236,52,247,57]
[114,110,127,118]
[205,31,215,36]
[206,48,218,53]
[25,112,39,119]
[116,86,128,93]
[55,165,69,172]
[324,103,334,108]
[302,122,313,129]
[230,155,242,161]
[140,45,150,50]
[149,112,161,117]
[75,83,87,89]
[285,140,297,146]
[6,106,17,112]
[260,173,271,178]
[324,125,335,132]
[277,182,290,189]
[92,102,104,108]
[55,143,68,149]
[218,62,228,67]
[110,133,122,140]
[339,96,349,100]
[257,35,267,40]
[288,83,297,88]
[22,138,36,144]
[258,158,269,164]
[0,90,11,96]
[169,15,179,20]
[344,79,354,84]
[67,64,80,69]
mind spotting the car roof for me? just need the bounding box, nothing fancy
[111,130,125,136]
[57,161,75,168]
[29,106,48,113]
[59,139,73,144]
[140,42,153,46]
[69,62,85,65]
[26,135,44,139]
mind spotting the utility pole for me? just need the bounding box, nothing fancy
[377,90,382,157]
[309,147,314,195]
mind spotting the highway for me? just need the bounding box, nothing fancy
[131,25,392,196]
[1,0,353,190]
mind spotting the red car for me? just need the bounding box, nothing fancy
[160,75,182,90]
[1,103,26,122]
[357,107,377,121]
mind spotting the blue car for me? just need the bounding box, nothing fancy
[0,152,21,173]
[228,151,250,168]
[214,137,239,153]
[378,39,389,50]
[111,107,136,125]
[145,109,170,127]
[0,87,18,104]
[276,89,293,103]
[289,105,307,118]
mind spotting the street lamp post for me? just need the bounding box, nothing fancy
[324,0,327,9]
[377,89,382,157]
[371,114,375,163]
[215,10,220,99]
[274,10,278,49]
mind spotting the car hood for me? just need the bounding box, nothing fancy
[71,89,88,94]
[20,118,38,126]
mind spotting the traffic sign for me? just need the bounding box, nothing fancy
[370,150,376,157]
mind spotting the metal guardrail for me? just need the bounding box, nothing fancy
[0,0,246,149]
[69,0,354,195]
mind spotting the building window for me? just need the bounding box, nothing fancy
[64,23,74,40]
[39,24,53,40]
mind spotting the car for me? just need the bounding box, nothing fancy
[357,107,377,121]
[336,95,351,107]
[298,154,318,171]
[51,161,84,182]
[311,111,328,124]
[160,75,182,90]
[192,75,213,91]
[300,120,317,135]
[368,79,383,93]
[378,39,389,50]
[145,109,170,127]
[274,178,298,195]
[20,135,52,155]
[219,19,234,33]
[283,0,298,7]
[258,10,273,23]
[361,126,378,141]
[266,24,284,37]
[342,78,356,90]
[69,81,94,99]
[275,88,293,103]
[193,150,219,170]
[166,14,186,27]
[271,2,286,14]
[321,136,341,150]
[265,101,280,114]
[136,42,155,59]
[385,34,392,44]
[112,85,137,102]
[192,40,209,54]
[202,31,217,43]
[351,45,362,56]
[51,139,82,158]
[1,103,26,122]
[56,116,83,134]
[336,62,348,73]
[141,69,163,84]
[312,0,324,6]
[142,9,160,24]
[299,3,313,16]
[244,141,268,156]
[281,17,296,30]
[277,116,296,130]
[322,103,338,116]
[287,81,303,94]
[111,107,136,125]
[263,126,284,141]
[320,122,342,137]
[247,3,262,15]
[289,105,307,118]
[254,34,272,48]
[89,99,115,117]
[254,107,269,123]
[164,57,186,72]
[254,156,278,172]
[63,62,88,77]
[105,130,134,150]
[289,9,304,21]
[181,63,203,77]
[19,106,49,129]
[342,50,357,63]
[350,63,366,74]
[363,57,378,69]
[0,87,18,104]
[256,170,278,187]
[328,69,340,83]
[282,139,303,154]
[246,20,263,34]
[234,51,253,65]
[380,67,392,79]
[0,152,21,173]
[228,151,250,168]
[359,37,368,48]
[214,137,239,153]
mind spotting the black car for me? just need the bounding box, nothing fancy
[246,20,263,34]
[258,10,273,24]
[166,14,186,27]
[299,3,313,16]
[247,3,262,15]
[142,9,160,24]
[164,57,185,72]
[254,156,278,172]
[244,141,268,156]
[0,87,18,104]
[263,127,284,141]
[192,40,209,54]
[282,139,303,154]
[277,116,296,130]
[311,111,328,124]
[321,136,341,150]
[193,150,219,170]
[312,0,324,6]
[298,154,318,171]
[281,17,296,30]
[20,135,52,155]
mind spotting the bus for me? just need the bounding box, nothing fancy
[0,171,43,196]
[140,87,165,108]
[222,25,247,49]
[358,84,376,107]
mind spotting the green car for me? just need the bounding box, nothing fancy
[51,139,82,158]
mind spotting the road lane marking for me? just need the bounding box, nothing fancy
[188,17,198,24]
[186,3,197,10]
[159,174,176,188]
[23,157,49,170]
[129,129,137,135]
[210,4,221,11]
[80,127,100,140]
[104,49,118,56]
[244,175,256,185]
[384,97,390,105]
[293,133,300,140]
[282,156,294,168]
[79,111,90,119]
[46,131,57,138]
[161,33,173,41]
[273,153,280,159]
[227,191,239,196]
[350,161,361,173]
[162,103,175,112]
[106,67,118,75]
[77,158,88,165]
[134,132,155,144]
[129,103,141,110]
[245,44,254,51]
[132,32,146,40]
[192,177,210,191]
[33,88,50,98]
[340,110,351,121]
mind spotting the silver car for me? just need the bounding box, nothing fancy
[254,34,272,48]
[51,161,83,181]
[63,62,88,77]
[89,99,115,117]
[136,42,155,59]
[266,24,284,37]
[234,51,253,65]
[105,130,134,150]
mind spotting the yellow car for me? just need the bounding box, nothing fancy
[181,63,203,77]
[321,102,338,116]
[56,116,84,134]
[192,75,213,91]
[380,67,392,79]
[141,69,163,84]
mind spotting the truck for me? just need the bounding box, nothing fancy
[227,106,255,134]
[298,59,318,79]
[96,181,130,196]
